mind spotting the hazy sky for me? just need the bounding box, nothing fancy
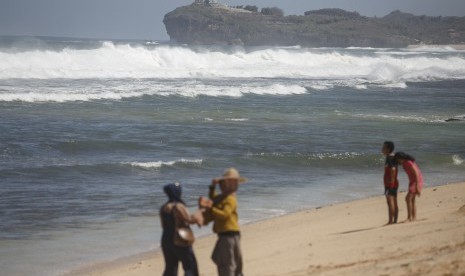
[1,0,465,40]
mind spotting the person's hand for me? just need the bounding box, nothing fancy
[198,196,213,209]
[211,178,220,186]
[192,210,205,227]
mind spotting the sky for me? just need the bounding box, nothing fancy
[1,0,465,40]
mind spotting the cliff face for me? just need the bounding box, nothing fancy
[163,5,465,47]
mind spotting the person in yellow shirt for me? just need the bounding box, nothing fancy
[199,168,246,276]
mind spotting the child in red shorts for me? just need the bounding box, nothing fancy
[382,141,399,225]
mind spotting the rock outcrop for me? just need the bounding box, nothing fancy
[163,5,465,47]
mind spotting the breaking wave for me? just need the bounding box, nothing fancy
[452,155,464,166]
[0,82,307,102]
[335,111,447,123]
[126,159,203,169]
[1,41,465,82]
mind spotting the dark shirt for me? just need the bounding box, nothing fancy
[160,204,176,243]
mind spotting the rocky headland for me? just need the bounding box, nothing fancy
[163,3,465,47]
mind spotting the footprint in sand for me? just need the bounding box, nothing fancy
[458,205,465,214]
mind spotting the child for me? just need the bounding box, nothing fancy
[395,152,424,222]
[199,168,246,276]
[382,141,399,224]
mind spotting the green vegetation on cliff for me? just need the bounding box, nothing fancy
[163,4,465,47]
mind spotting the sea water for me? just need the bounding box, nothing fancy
[1,36,465,275]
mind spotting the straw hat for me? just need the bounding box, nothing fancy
[218,167,247,183]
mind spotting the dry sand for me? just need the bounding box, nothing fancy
[68,182,465,276]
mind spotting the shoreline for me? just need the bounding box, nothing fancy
[66,181,465,276]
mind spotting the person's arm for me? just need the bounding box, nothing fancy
[209,179,219,199]
[211,196,236,220]
[412,164,421,196]
[200,208,213,226]
[197,196,214,226]
[390,167,397,186]
[174,204,197,224]
[159,208,164,229]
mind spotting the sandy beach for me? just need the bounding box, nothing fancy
[68,182,465,276]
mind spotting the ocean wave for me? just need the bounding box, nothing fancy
[452,155,464,166]
[247,151,364,159]
[225,118,249,122]
[407,45,465,52]
[244,151,379,168]
[158,83,307,98]
[336,111,446,123]
[305,79,408,91]
[126,159,203,169]
[0,90,150,103]
[0,159,204,175]
[1,42,465,82]
[0,82,308,102]
[243,152,465,169]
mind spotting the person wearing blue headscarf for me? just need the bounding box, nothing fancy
[160,183,199,276]
[164,182,185,204]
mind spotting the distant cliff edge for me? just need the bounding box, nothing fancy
[163,4,465,47]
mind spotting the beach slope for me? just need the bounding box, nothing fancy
[69,182,465,276]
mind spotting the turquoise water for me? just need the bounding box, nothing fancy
[1,36,465,275]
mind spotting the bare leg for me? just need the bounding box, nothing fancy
[406,193,414,222]
[385,195,393,224]
[386,195,398,224]
[393,196,399,223]
[411,194,417,221]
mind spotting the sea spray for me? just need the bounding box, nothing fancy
[1,42,465,81]
[126,159,203,169]
[452,155,464,166]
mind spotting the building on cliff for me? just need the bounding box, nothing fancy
[194,0,220,6]
[193,0,247,13]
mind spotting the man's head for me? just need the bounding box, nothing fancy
[217,167,246,194]
[382,141,395,155]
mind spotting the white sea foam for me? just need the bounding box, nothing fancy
[126,159,203,169]
[312,152,363,160]
[0,82,308,102]
[158,83,307,98]
[0,90,149,102]
[225,118,249,121]
[1,42,465,82]
[407,45,464,52]
[340,112,446,123]
[2,43,465,102]
[246,151,364,160]
[452,155,464,165]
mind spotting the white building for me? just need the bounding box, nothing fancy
[194,0,219,6]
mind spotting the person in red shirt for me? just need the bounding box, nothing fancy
[382,141,399,224]
[395,152,424,222]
